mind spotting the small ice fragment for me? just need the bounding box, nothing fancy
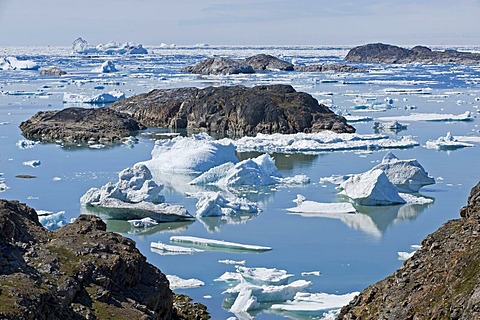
[170,236,272,252]
[219,259,246,265]
[22,160,41,167]
[150,241,204,255]
[166,275,204,290]
[128,217,158,228]
[37,210,68,230]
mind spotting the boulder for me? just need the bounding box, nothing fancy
[345,43,480,64]
[244,54,294,71]
[0,199,208,319]
[19,107,145,143]
[338,181,480,319]
[181,57,254,75]
[39,67,67,76]
[294,63,365,73]
[110,84,355,136]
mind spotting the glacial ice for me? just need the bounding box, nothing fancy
[271,291,360,312]
[236,266,294,286]
[425,132,474,150]
[378,111,473,122]
[166,275,205,290]
[128,217,158,228]
[170,236,272,252]
[287,194,356,214]
[219,259,246,265]
[73,38,148,55]
[230,287,259,313]
[37,210,68,230]
[80,163,192,221]
[92,60,118,73]
[0,174,8,192]
[16,139,39,149]
[150,241,204,255]
[193,192,260,217]
[22,160,41,168]
[223,280,312,303]
[63,91,125,104]
[0,57,39,70]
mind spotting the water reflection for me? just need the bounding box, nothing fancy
[103,218,193,236]
[197,213,261,233]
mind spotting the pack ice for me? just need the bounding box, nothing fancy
[80,163,193,221]
[0,57,39,70]
[425,132,474,151]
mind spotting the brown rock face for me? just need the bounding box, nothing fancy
[338,181,480,320]
[0,200,209,320]
[110,84,355,136]
[19,107,145,143]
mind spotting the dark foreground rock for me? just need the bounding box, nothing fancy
[345,43,480,64]
[294,63,365,73]
[244,54,294,71]
[110,84,355,135]
[19,107,145,143]
[338,181,480,320]
[180,57,254,75]
[0,199,209,320]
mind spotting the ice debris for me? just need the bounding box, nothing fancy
[193,192,260,217]
[16,139,39,149]
[37,210,68,230]
[150,241,204,255]
[128,217,158,228]
[425,132,474,150]
[73,38,148,55]
[236,266,294,286]
[22,160,41,168]
[63,91,125,104]
[166,275,204,290]
[0,57,39,70]
[80,164,192,221]
[92,60,118,73]
[378,111,473,122]
[170,236,272,252]
[271,291,360,312]
[287,194,356,214]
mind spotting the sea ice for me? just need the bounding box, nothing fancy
[63,91,125,104]
[371,152,435,192]
[73,38,148,55]
[338,169,406,206]
[170,236,272,252]
[271,291,359,312]
[377,111,473,122]
[37,210,68,230]
[166,275,204,290]
[236,266,294,286]
[219,259,246,265]
[22,160,41,168]
[150,241,204,255]
[223,280,312,303]
[230,287,259,313]
[0,175,9,192]
[193,192,260,217]
[92,60,118,73]
[128,217,158,228]
[16,139,39,149]
[373,121,408,132]
[397,251,416,261]
[287,195,356,214]
[0,57,39,70]
[141,133,238,174]
[80,164,192,221]
[425,132,474,150]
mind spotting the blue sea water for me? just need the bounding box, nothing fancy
[1,45,480,319]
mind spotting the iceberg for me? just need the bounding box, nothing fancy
[223,280,312,303]
[230,287,259,313]
[37,210,68,230]
[0,57,39,70]
[128,217,158,228]
[190,154,310,187]
[73,38,148,55]
[271,291,359,312]
[166,275,204,290]
[170,236,272,252]
[141,133,238,174]
[425,132,474,150]
[63,91,125,104]
[338,169,406,206]
[373,121,408,133]
[236,266,294,286]
[377,111,473,122]
[371,152,435,192]
[92,60,117,73]
[193,192,260,217]
[150,241,204,255]
[287,194,356,214]
[80,163,193,222]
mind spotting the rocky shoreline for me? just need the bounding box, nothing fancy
[0,200,209,319]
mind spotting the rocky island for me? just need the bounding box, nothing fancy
[345,43,480,64]
[338,181,480,319]
[109,84,355,136]
[0,199,209,319]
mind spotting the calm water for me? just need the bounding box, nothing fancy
[1,45,480,319]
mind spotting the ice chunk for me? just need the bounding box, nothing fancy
[301,271,321,276]
[288,195,356,214]
[373,120,408,133]
[236,266,294,286]
[166,275,204,290]
[92,60,117,73]
[219,259,246,265]
[22,160,41,168]
[214,271,243,283]
[0,57,39,70]
[397,251,416,261]
[338,169,406,206]
[72,37,88,53]
[37,210,68,230]
[150,241,204,255]
[128,217,158,228]
[230,287,259,313]
[193,192,260,217]
[425,132,474,150]
[399,193,434,205]
[63,91,125,104]
[73,38,148,55]
[16,139,39,149]
[141,133,238,174]
[0,175,9,192]
[378,111,473,122]
[371,152,435,192]
[81,163,192,221]
[170,236,272,252]
[271,291,359,312]
[223,280,312,302]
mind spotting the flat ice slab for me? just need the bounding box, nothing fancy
[150,241,204,255]
[166,275,204,290]
[425,132,474,150]
[236,266,294,286]
[287,195,356,214]
[271,291,359,312]
[170,236,272,252]
[378,111,473,122]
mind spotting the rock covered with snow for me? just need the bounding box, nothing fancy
[0,57,39,70]
[92,60,118,73]
[425,132,474,150]
[81,164,192,221]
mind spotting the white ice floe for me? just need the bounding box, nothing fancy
[0,174,9,192]
[301,271,321,277]
[215,271,243,283]
[128,217,158,228]
[236,266,294,286]
[170,236,272,252]
[371,152,435,192]
[22,160,41,168]
[287,194,356,214]
[150,241,204,255]
[37,210,68,230]
[219,259,246,265]
[425,132,475,150]
[80,163,192,221]
[397,251,416,261]
[230,287,259,313]
[193,192,260,217]
[166,275,205,290]
[0,57,39,70]
[224,132,419,154]
[271,291,359,312]
[74,38,148,55]
[399,193,434,205]
[16,139,39,149]
[344,115,374,122]
[378,111,473,122]
[223,280,312,303]
[141,133,238,174]
[454,135,480,143]
[373,121,408,132]
[338,169,406,206]
[63,91,125,104]
[92,60,118,73]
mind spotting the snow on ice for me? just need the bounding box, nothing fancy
[425,132,474,150]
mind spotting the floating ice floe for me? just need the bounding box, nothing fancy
[37,210,68,230]
[287,194,356,214]
[192,192,260,217]
[236,266,294,286]
[170,236,272,252]
[224,280,312,304]
[150,241,204,255]
[377,111,473,122]
[80,163,192,221]
[454,135,480,144]
[128,217,158,228]
[344,115,374,122]
[301,271,321,276]
[166,275,204,290]
[16,139,39,149]
[425,132,474,150]
[0,174,9,192]
[73,38,148,55]
[398,245,421,261]
[92,60,118,73]
[141,133,238,174]
[189,154,309,187]
[224,132,419,154]
[22,160,41,168]
[0,57,39,70]
[371,152,435,192]
[63,91,125,104]
[271,291,359,312]
[373,121,408,132]
[219,259,246,265]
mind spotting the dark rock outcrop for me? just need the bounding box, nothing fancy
[0,199,209,319]
[338,181,480,320]
[110,84,355,135]
[180,57,254,75]
[294,63,365,73]
[39,67,67,76]
[19,107,145,143]
[244,54,294,71]
[345,43,480,64]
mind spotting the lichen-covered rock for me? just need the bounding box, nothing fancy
[110,84,355,136]
[338,181,480,319]
[244,54,294,71]
[0,199,208,319]
[181,57,254,75]
[345,43,480,64]
[19,107,145,143]
[294,63,365,73]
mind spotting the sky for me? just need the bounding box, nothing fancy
[0,0,479,47]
